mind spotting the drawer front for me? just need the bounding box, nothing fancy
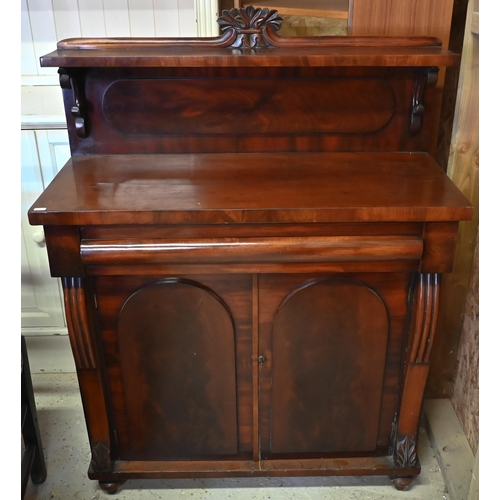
[79,225,424,276]
[81,235,423,265]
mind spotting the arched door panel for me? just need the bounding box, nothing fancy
[268,278,389,455]
[115,279,238,460]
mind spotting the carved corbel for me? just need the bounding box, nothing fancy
[410,67,439,135]
[58,68,88,138]
[61,277,96,370]
[217,6,283,49]
[407,273,441,366]
[393,273,440,470]
[62,277,114,478]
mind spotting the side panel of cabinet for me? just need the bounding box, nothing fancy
[258,273,411,458]
[93,274,253,461]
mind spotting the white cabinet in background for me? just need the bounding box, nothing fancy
[20,0,198,371]
[21,130,70,334]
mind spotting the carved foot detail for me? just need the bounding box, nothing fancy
[395,435,418,468]
[99,481,124,494]
[391,475,415,490]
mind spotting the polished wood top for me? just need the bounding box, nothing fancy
[28,152,472,226]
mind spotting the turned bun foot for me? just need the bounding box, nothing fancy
[391,475,415,490]
[99,481,124,494]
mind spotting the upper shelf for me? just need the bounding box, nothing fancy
[40,44,459,68]
[40,6,459,68]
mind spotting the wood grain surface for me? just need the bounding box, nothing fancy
[29,23,472,490]
[28,152,472,226]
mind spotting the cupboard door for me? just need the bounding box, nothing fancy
[94,275,251,461]
[259,274,410,458]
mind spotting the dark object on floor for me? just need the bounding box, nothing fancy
[22,335,47,498]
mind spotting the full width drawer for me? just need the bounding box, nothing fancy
[80,236,423,265]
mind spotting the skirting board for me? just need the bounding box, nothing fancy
[423,399,478,500]
[24,335,76,373]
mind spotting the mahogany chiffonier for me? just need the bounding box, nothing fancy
[28,7,472,493]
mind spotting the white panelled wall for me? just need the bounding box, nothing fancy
[196,0,219,36]
[21,0,207,372]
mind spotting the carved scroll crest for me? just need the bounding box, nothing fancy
[217,6,283,48]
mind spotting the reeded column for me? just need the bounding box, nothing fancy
[392,273,440,489]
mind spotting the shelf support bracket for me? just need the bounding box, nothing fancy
[59,68,88,138]
[410,67,439,135]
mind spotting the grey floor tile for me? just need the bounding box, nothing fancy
[24,373,449,500]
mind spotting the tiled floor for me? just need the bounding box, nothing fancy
[24,373,450,500]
